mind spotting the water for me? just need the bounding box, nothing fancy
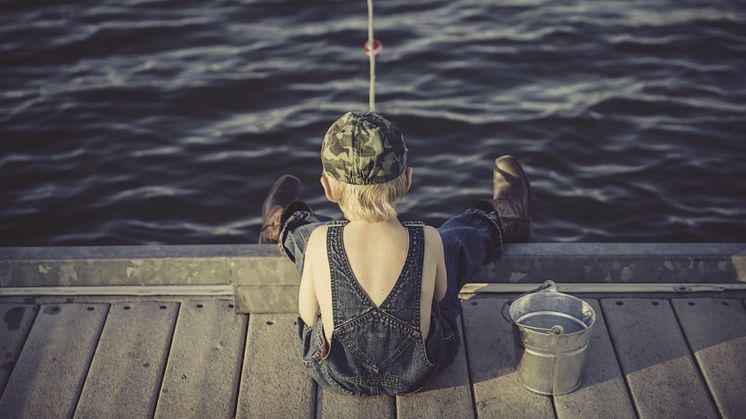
[2,0,745,245]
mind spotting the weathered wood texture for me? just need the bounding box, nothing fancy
[155,300,247,419]
[554,299,635,419]
[397,320,474,419]
[4,243,745,288]
[0,304,37,396]
[0,285,233,297]
[236,313,315,418]
[233,284,300,314]
[461,298,554,419]
[672,298,746,419]
[601,298,718,419]
[0,303,108,419]
[319,390,394,419]
[75,302,178,418]
[2,295,746,418]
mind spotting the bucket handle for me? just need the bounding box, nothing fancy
[501,280,564,335]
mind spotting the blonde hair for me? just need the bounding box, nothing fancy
[326,171,409,222]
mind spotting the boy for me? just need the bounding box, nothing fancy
[258,112,530,395]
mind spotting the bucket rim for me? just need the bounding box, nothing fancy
[508,291,596,335]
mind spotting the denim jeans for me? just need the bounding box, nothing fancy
[279,202,504,326]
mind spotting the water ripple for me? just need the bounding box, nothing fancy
[1,0,745,244]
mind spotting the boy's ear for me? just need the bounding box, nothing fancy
[405,167,413,192]
[320,175,337,203]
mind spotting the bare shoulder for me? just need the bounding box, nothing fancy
[422,224,442,244]
[422,225,444,255]
[305,224,329,258]
[308,223,329,244]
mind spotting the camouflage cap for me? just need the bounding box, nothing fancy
[321,112,408,185]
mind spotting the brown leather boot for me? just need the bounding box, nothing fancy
[259,175,304,244]
[493,155,531,242]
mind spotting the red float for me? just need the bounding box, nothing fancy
[363,39,383,56]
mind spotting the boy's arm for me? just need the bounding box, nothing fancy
[428,227,448,304]
[298,229,321,327]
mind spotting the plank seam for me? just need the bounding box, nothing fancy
[151,302,181,419]
[70,303,112,418]
[235,314,253,418]
[550,393,559,419]
[315,380,322,419]
[310,382,318,419]
[458,309,479,419]
[0,285,234,296]
[668,299,722,418]
[232,313,250,419]
[460,283,746,294]
[0,304,41,400]
[598,299,641,419]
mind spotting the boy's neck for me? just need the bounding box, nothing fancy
[346,218,402,229]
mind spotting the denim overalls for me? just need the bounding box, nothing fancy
[280,201,503,396]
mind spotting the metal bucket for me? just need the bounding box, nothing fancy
[502,281,596,395]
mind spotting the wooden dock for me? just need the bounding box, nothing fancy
[1,294,745,418]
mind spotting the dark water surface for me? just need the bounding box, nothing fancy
[2,0,745,245]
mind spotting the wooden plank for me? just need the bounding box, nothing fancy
[554,299,635,419]
[601,298,718,418]
[74,302,178,418]
[461,298,554,419]
[236,314,315,418]
[396,320,474,418]
[459,282,746,294]
[0,304,38,397]
[319,390,394,419]
[0,303,108,418]
[154,300,247,419]
[672,298,746,418]
[0,285,233,297]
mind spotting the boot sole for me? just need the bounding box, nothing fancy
[262,175,302,219]
[494,156,532,206]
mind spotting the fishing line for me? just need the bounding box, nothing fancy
[365,0,382,112]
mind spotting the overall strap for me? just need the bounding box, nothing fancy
[377,224,424,330]
[326,221,374,327]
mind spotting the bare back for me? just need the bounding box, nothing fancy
[303,221,444,346]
